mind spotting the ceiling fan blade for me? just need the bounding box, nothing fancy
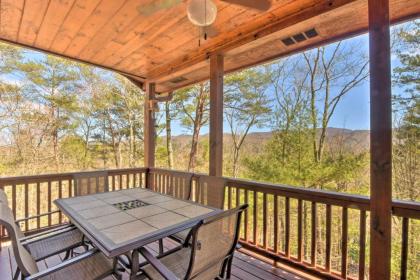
[221,0,271,11]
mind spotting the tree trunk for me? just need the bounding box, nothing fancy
[165,101,174,169]
[187,85,206,172]
[129,116,135,167]
[232,147,240,178]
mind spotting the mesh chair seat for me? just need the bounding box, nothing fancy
[142,248,190,280]
[38,251,114,280]
[26,228,84,261]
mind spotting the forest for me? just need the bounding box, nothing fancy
[0,20,418,279]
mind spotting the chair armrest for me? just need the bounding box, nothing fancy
[16,211,60,224]
[24,249,99,280]
[20,224,75,244]
[138,247,179,280]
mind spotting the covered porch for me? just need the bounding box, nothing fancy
[0,0,419,279]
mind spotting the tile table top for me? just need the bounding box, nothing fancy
[55,188,221,257]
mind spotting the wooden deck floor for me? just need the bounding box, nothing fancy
[0,238,311,280]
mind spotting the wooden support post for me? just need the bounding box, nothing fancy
[209,54,224,177]
[368,0,392,279]
[144,82,156,168]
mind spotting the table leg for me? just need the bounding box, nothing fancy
[130,249,139,279]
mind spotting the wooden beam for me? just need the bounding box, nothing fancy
[144,82,156,168]
[209,54,224,177]
[368,0,392,279]
[148,0,356,80]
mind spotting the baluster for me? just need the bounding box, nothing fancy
[326,204,332,272]
[112,175,116,191]
[48,181,52,227]
[253,191,258,245]
[133,172,137,188]
[400,217,409,280]
[263,193,267,249]
[126,174,130,189]
[311,201,317,267]
[297,199,303,262]
[274,195,278,254]
[12,184,16,218]
[58,180,63,224]
[36,182,41,229]
[96,176,99,193]
[236,187,240,208]
[359,210,366,280]
[341,207,348,278]
[24,183,29,232]
[285,197,290,257]
[228,186,232,209]
[119,174,123,190]
[68,179,72,197]
[244,190,249,242]
[140,171,143,188]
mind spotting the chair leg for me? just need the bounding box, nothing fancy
[158,239,164,256]
[63,250,71,260]
[12,268,20,280]
[226,257,233,280]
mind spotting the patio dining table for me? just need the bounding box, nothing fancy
[54,187,223,278]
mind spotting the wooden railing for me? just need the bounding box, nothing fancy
[0,168,147,243]
[224,178,420,280]
[0,167,419,279]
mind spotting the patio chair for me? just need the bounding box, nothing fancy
[0,189,86,262]
[73,171,109,196]
[137,204,248,280]
[170,175,226,244]
[0,203,120,280]
[0,188,8,204]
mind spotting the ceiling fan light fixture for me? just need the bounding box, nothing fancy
[187,0,217,27]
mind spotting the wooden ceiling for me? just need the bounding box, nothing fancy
[0,0,419,92]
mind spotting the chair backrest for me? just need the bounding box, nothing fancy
[73,171,109,196]
[0,203,38,276]
[186,204,247,279]
[0,188,25,239]
[148,168,193,200]
[193,175,226,209]
[0,188,8,204]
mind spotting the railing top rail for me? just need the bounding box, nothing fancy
[225,177,371,210]
[0,167,418,218]
[225,176,420,217]
[148,167,194,177]
[0,167,147,185]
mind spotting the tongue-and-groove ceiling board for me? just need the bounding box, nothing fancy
[0,0,419,92]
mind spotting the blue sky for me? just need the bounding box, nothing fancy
[167,23,411,136]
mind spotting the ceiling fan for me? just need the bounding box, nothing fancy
[139,0,271,42]
[187,0,271,41]
[140,0,271,26]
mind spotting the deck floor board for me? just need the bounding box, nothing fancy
[0,239,309,280]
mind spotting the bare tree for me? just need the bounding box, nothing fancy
[224,68,271,177]
[302,41,369,163]
[174,83,210,172]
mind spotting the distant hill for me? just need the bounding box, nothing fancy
[171,128,370,152]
